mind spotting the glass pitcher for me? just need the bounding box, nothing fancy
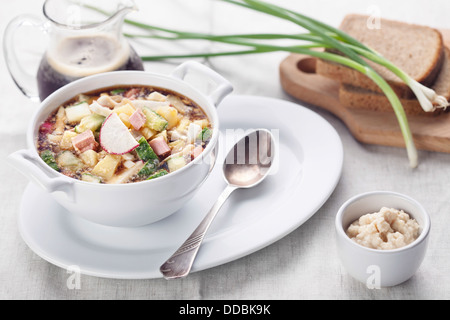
[3,0,144,102]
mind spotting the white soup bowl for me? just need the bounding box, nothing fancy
[8,61,233,227]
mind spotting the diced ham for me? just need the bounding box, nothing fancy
[72,130,98,153]
[124,88,141,100]
[149,136,171,158]
[79,142,99,154]
[129,108,146,130]
[192,145,204,159]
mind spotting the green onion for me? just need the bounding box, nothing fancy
[147,170,169,180]
[139,49,270,61]
[198,127,213,142]
[85,0,450,167]
[40,150,60,172]
[111,88,126,95]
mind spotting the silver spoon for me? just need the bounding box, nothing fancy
[160,129,276,279]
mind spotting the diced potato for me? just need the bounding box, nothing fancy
[177,118,191,133]
[47,134,62,144]
[81,173,102,183]
[167,156,186,172]
[170,130,186,142]
[156,106,179,129]
[168,140,186,154]
[194,119,210,129]
[130,129,144,142]
[140,127,156,140]
[65,102,91,123]
[56,151,84,171]
[147,91,167,102]
[119,113,131,128]
[97,150,108,160]
[131,100,169,110]
[123,160,136,169]
[60,131,78,150]
[110,95,124,104]
[153,130,168,143]
[182,144,195,157]
[121,98,134,105]
[91,155,121,180]
[107,161,144,184]
[122,153,135,161]
[168,139,185,153]
[80,150,99,168]
[89,101,112,117]
[77,94,90,103]
[113,103,135,117]
[192,145,204,159]
[54,107,66,134]
[97,95,119,108]
[166,94,188,114]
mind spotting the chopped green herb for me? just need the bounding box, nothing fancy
[111,89,126,95]
[198,127,212,142]
[40,150,60,172]
[147,169,168,180]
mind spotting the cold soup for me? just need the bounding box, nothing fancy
[37,86,212,184]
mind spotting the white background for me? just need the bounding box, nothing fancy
[1,0,450,299]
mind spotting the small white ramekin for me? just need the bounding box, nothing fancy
[335,191,431,287]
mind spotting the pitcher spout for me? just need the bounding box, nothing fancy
[108,0,138,30]
[43,0,138,30]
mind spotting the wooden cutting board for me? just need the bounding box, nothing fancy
[279,30,450,153]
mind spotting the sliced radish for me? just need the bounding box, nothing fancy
[39,121,53,134]
[99,113,139,155]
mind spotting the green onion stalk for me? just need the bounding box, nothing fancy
[87,0,450,167]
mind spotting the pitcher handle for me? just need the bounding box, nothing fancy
[171,61,233,107]
[3,14,44,102]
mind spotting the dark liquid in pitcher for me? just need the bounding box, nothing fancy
[37,35,144,101]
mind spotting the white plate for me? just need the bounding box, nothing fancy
[18,95,343,279]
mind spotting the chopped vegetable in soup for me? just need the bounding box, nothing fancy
[37,86,212,184]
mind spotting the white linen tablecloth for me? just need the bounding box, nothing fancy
[1,0,450,300]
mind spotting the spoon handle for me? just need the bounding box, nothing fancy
[160,185,237,279]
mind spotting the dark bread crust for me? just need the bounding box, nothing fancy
[339,47,450,116]
[339,84,444,116]
[316,14,445,99]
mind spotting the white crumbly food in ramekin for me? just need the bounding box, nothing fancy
[346,207,420,250]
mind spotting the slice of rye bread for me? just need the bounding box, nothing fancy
[339,47,450,116]
[316,14,445,99]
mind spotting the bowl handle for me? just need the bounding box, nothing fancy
[171,61,233,106]
[7,149,75,202]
